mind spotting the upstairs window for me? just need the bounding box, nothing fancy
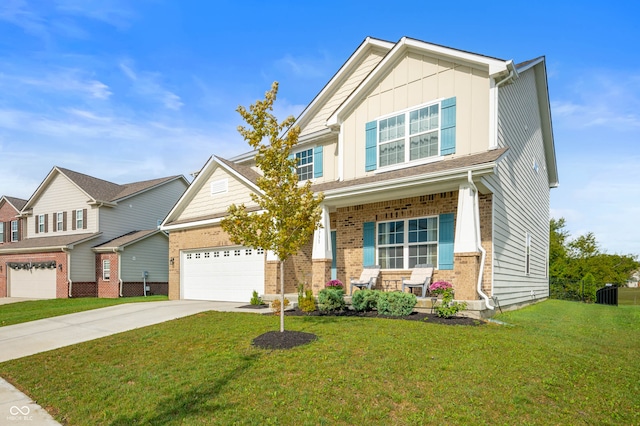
[0,222,4,243]
[76,210,83,230]
[365,97,456,172]
[56,212,64,231]
[292,146,323,181]
[295,148,313,181]
[11,220,18,242]
[38,214,45,233]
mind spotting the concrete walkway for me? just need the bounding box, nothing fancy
[0,299,269,425]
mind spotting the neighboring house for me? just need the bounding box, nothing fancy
[0,167,189,299]
[161,36,558,314]
[0,196,27,245]
[627,270,639,288]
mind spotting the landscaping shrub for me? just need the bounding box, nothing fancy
[299,289,317,313]
[351,289,379,312]
[376,291,417,316]
[318,288,345,313]
[250,290,263,306]
[429,281,467,318]
[270,298,290,315]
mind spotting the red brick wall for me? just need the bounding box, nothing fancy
[0,252,69,298]
[96,252,119,298]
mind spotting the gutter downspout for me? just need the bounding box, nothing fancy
[467,170,493,310]
[63,248,73,298]
[116,249,123,298]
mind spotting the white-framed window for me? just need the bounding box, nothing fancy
[525,232,532,275]
[377,216,438,269]
[378,101,441,168]
[0,222,4,243]
[294,148,313,181]
[56,212,64,231]
[103,259,111,280]
[38,214,45,233]
[186,253,192,260]
[11,220,18,241]
[75,210,83,229]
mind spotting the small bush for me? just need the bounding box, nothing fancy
[270,297,290,315]
[250,290,263,306]
[377,292,417,316]
[299,289,317,313]
[351,289,379,312]
[433,288,467,318]
[318,288,345,313]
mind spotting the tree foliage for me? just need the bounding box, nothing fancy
[221,82,324,331]
[549,217,639,301]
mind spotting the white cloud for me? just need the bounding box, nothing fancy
[0,68,112,100]
[0,0,49,38]
[119,61,184,110]
[275,52,331,79]
[54,0,135,29]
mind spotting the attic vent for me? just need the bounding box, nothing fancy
[210,179,228,196]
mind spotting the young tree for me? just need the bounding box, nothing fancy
[221,82,324,332]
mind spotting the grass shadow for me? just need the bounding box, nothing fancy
[108,353,260,425]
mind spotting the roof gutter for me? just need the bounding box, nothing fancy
[63,248,73,298]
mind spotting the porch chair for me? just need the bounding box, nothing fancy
[402,264,434,298]
[350,265,381,293]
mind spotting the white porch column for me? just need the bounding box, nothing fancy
[454,183,479,253]
[312,205,332,260]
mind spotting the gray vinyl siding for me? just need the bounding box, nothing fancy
[69,239,97,282]
[99,179,187,241]
[120,233,169,282]
[484,68,551,306]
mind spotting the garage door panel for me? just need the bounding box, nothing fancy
[9,268,56,299]
[182,247,264,302]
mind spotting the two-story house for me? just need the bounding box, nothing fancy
[0,196,27,245]
[0,167,188,299]
[161,37,558,315]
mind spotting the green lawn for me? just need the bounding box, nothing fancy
[0,295,168,327]
[0,300,638,425]
[619,287,640,305]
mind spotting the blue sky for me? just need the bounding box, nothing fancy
[0,1,638,256]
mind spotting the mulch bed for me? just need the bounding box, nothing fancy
[252,308,483,349]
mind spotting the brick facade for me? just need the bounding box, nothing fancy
[0,252,69,298]
[167,192,493,302]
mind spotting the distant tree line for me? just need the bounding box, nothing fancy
[549,218,639,302]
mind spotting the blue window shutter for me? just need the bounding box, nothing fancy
[363,222,375,266]
[314,145,323,178]
[440,97,456,156]
[438,213,455,270]
[331,230,337,279]
[365,121,377,171]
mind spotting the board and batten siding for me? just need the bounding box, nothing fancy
[301,48,387,137]
[177,167,258,222]
[340,52,491,181]
[99,179,187,242]
[26,174,97,237]
[121,233,169,282]
[484,67,551,306]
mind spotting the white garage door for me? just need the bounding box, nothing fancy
[181,247,265,302]
[8,267,56,299]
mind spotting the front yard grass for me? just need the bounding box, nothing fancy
[0,299,638,425]
[0,295,168,327]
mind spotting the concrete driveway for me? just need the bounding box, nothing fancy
[0,299,268,424]
[0,299,267,363]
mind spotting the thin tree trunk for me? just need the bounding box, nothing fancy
[280,260,285,332]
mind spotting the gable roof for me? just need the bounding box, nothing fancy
[92,229,166,252]
[161,156,262,229]
[327,36,511,127]
[0,196,28,212]
[23,167,188,210]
